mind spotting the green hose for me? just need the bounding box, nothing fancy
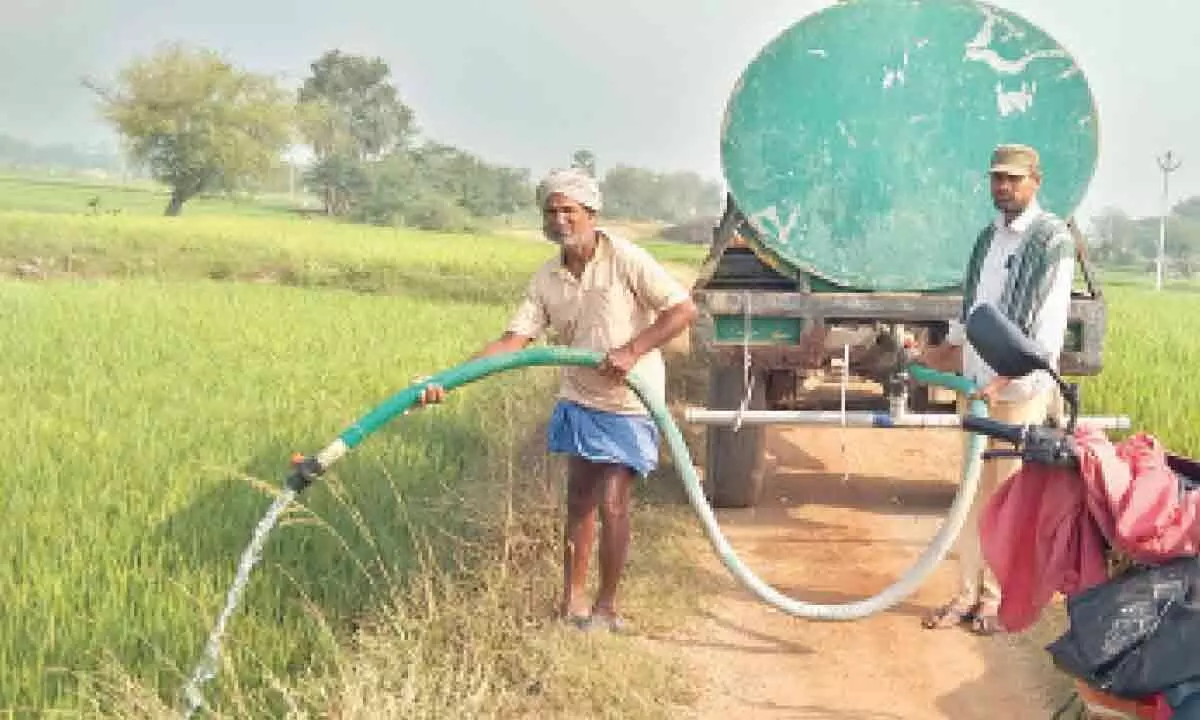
[290,348,987,622]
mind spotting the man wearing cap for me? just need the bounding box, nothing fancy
[915,144,1075,635]
[418,167,697,632]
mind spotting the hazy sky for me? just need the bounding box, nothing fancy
[2,0,1197,221]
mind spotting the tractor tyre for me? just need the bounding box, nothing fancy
[704,365,769,508]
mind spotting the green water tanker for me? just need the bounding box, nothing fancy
[688,0,1109,507]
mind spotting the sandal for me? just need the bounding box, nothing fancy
[560,615,592,632]
[584,611,630,634]
[921,600,978,630]
[558,607,592,630]
[969,605,1002,635]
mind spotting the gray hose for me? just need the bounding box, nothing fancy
[637,362,987,620]
[299,349,987,621]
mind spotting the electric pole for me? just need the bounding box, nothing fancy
[1156,150,1182,290]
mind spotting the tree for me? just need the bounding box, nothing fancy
[303,154,371,217]
[494,167,533,219]
[600,164,723,223]
[86,43,293,216]
[1172,195,1200,221]
[571,149,597,177]
[351,142,534,229]
[0,133,123,175]
[600,165,656,219]
[296,50,416,215]
[1088,207,1134,265]
[298,50,414,161]
[1087,201,1200,276]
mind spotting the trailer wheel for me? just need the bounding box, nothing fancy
[704,365,768,508]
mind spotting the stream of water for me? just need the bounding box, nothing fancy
[178,488,297,718]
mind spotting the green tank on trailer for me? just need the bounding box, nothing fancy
[690,0,1109,508]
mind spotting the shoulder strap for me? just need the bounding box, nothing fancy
[1066,217,1102,298]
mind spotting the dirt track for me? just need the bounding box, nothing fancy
[643,262,1064,718]
[652,423,1061,719]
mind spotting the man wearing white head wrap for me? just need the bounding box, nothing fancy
[536,167,603,214]
[418,167,698,633]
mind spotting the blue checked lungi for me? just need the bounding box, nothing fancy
[546,399,661,477]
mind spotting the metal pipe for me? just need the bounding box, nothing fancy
[685,408,962,427]
[683,407,1132,431]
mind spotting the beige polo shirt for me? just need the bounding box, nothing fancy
[506,230,691,415]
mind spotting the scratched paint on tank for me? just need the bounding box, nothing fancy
[720,0,1099,292]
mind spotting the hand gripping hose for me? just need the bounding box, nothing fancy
[286,348,986,621]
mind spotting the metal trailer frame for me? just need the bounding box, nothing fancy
[686,196,1125,508]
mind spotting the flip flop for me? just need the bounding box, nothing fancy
[583,612,630,634]
[969,607,1002,636]
[921,601,978,630]
[559,613,592,630]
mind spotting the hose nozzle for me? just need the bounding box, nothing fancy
[285,453,325,493]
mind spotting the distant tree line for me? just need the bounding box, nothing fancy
[0,134,122,175]
[82,43,725,227]
[1087,198,1200,277]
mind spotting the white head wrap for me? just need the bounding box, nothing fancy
[536,167,602,212]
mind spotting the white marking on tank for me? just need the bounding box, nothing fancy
[837,120,858,148]
[996,80,1036,116]
[883,46,912,89]
[965,7,1067,74]
[750,205,803,244]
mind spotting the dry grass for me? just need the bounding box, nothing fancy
[73,370,714,720]
[0,202,715,718]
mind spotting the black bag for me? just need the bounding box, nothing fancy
[1047,555,1200,699]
